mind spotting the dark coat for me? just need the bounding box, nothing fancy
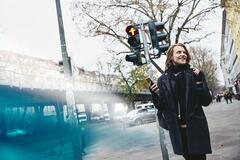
[152,67,212,155]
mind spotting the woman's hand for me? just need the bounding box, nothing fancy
[193,68,200,76]
[193,68,203,83]
[149,83,159,93]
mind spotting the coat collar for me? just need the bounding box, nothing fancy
[166,64,190,74]
[162,69,191,109]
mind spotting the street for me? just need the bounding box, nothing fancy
[0,100,239,160]
[0,1,239,160]
[83,100,240,160]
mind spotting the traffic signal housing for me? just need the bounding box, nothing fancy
[125,25,144,66]
[125,52,143,66]
[148,21,169,57]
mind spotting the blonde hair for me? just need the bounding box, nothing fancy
[165,43,191,71]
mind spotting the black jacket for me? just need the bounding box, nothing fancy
[152,67,212,155]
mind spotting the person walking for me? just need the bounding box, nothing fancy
[216,94,222,103]
[149,43,212,160]
[227,91,233,103]
[224,91,229,104]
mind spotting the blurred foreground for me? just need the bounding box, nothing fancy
[0,100,239,160]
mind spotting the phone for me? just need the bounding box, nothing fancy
[146,78,154,85]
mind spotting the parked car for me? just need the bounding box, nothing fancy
[125,108,156,126]
[77,112,88,123]
[90,111,110,123]
[6,129,27,138]
[135,103,155,110]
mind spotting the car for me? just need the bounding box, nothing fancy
[90,111,110,123]
[77,112,88,123]
[125,108,156,126]
[135,103,155,110]
[6,129,27,138]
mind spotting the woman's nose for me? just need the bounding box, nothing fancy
[180,52,186,56]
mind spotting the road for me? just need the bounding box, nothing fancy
[0,100,239,160]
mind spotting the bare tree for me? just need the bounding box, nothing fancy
[70,0,219,47]
[190,46,219,93]
[96,60,116,90]
[70,0,219,106]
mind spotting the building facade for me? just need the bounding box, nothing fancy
[0,50,120,91]
[220,0,240,95]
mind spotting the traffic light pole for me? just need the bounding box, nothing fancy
[140,23,169,160]
[55,0,83,159]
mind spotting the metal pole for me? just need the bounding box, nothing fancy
[139,23,169,160]
[55,1,82,159]
[55,0,72,77]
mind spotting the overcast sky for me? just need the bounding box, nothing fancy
[0,0,222,72]
[0,0,110,71]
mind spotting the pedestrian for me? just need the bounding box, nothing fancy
[216,94,222,103]
[219,94,222,102]
[216,94,220,102]
[224,91,229,104]
[149,43,212,160]
[227,91,233,103]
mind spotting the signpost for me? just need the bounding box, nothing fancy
[55,0,82,159]
[125,22,170,160]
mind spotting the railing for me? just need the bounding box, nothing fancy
[0,68,121,92]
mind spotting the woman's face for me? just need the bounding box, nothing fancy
[172,46,188,65]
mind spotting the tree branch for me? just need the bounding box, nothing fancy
[188,5,219,22]
[107,3,153,20]
[183,32,214,44]
[175,0,200,43]
[83,11,130,49]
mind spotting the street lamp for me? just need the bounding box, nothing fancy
[55,0,83,159]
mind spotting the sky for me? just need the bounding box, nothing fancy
[0,0,109,71]
[0,0,223,72]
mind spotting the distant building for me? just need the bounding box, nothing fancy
[220,0,240,94]
[0,50,120,91]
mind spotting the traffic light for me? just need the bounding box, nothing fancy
[148,21,169,57]
[126,25,141,50]
[125,53,143,66]
[125,25,144,66]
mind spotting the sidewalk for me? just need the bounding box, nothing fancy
[83,100,240,160]
[204,100,240,160]
[171,100,240,160]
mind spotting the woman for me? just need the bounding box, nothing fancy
[150,43,212,160]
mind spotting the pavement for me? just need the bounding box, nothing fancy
[202,100,240,160]
[0,100,239,160]
[83,100,240,160]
